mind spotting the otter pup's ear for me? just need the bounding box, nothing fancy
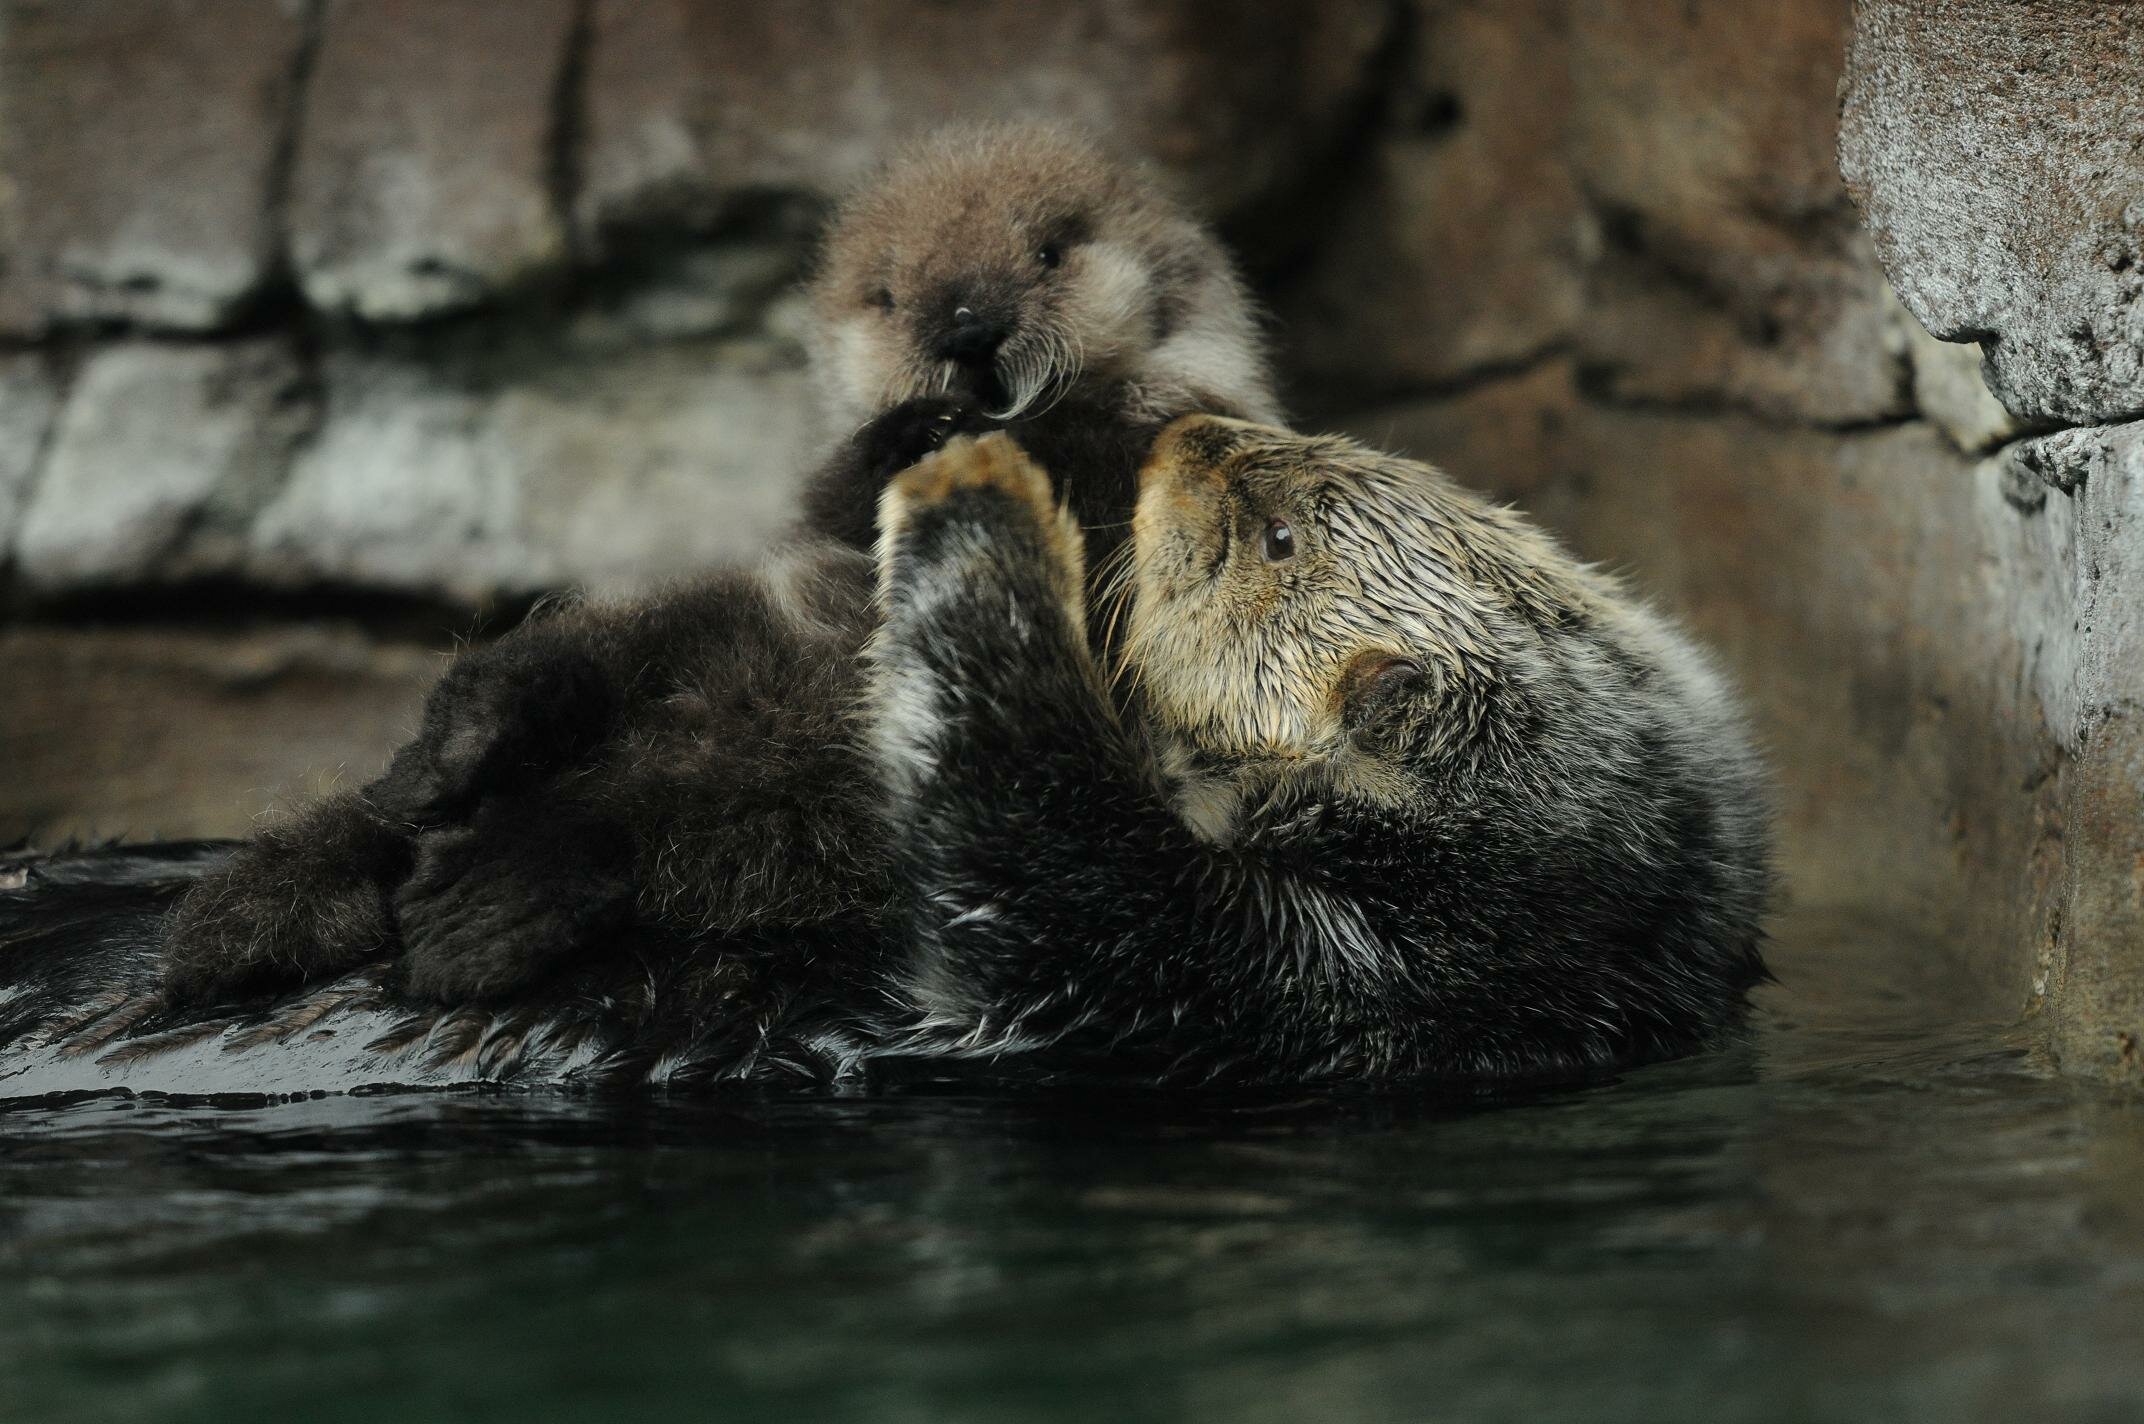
[1339,654,1430,741]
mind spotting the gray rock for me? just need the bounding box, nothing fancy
[0,354,60,560]
[1279,0,1588,401]
[1840,2,2144,426]
[2004,420,2144,500]
[1563,0,1912,426]
[16,341,309,588]
[1901,312,2025,456]
[251,340,818,603]
[575,0,1389,247]
[290,0,577,320]
[0,0,306,333]
[1283,0,1910,425]
[565,238,807,348]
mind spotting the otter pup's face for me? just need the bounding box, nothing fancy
[1124,417,1584,817]
[809,126,1271,433]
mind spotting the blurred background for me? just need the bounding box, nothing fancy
[0,0,2138,1077]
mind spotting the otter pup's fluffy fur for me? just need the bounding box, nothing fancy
[153,125,1278,1006]
[2,425,1769,1092]
[798,124,1280,558]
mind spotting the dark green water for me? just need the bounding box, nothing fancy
[4,913,2141,1424]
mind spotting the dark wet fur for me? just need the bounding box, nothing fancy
[0,843,886,1090]
[3,411,1767,1091]
[868,448,1770,1085]
[156,540,885,1008]
[148,389,1161,1015]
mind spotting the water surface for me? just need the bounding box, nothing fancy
[4,912,2141,1423]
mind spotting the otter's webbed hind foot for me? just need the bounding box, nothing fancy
[159,792,411,1005]
[395,797,635,1003]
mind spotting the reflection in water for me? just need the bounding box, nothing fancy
[2,912,2140,1424]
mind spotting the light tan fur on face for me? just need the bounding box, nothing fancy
[1121,417,1610,818]
[806,124,1281,436]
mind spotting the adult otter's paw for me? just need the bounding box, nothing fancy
[394,805,631,1002]
[160,796,407,1004]
[879,433,1086,615]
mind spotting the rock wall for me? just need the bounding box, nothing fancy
[1836,0,2143,1083]
[0,0,2137,1080]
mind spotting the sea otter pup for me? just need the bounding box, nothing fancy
[152,124,1280,1006]
[0,424,1769,1094]
[797,122,1280,562]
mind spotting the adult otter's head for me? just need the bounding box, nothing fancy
[807,125,1279,436]
[1122,416,1604,831]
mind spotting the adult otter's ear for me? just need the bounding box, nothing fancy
[1339,654,1431,745]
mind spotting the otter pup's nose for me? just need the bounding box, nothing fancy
[938,305,1010,364]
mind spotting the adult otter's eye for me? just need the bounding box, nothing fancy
[868,287,896,313]
[1261,517,1296,563]
[1036,243,1063,270]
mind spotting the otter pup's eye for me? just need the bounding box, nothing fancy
[1036,243,1063,270]
[868,287,895,313]
[1261,517,1296,563]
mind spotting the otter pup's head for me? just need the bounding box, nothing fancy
[807,125,1279,436]
[1122,416,1608,832]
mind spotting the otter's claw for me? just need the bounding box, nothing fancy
[855,396,985,487]
[879,434,1087,620]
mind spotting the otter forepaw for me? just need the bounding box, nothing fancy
[855,396,985,487]
[878,433,1087,631]
[889,431,1051,509]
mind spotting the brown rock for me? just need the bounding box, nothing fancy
[1281,0,1908,425]
[1563,0,1911,425]
[0,0,305,333]
[2027,421,2144,1083]
[0,624,441,843]
[575,0,1389,247]
[1278,0,1588,402]
[1840,1,2144,426]
[290,0,577,320]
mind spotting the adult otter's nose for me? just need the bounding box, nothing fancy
[937,305,1010,364]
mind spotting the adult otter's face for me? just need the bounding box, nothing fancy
[809,126,1215,432]
[1125,417,1574,800]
